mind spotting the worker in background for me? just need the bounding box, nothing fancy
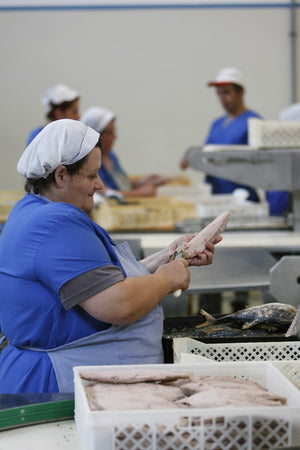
[181,67,290,216]
[26,83,80,146]
[180,67,260,202]
[181,67,261,312]
[80,106,170,197]
[0,119,220,393]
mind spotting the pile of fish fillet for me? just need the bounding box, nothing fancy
[80,369,286,411]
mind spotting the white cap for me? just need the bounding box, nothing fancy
[17,119,99,179]
[80,106,115,133]
[208,67,244,88]
[279,103,300,121]
[41,84,79,113]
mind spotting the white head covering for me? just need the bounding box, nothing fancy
[279,103,300,122]
[41,84,79,113]
[17,119,99,179]
[80,106,115,133]
[208,67,245,89]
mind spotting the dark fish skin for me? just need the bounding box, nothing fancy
[199,303,297,332]
[164,324,290,340]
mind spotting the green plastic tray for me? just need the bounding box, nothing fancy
[0,394,74,430]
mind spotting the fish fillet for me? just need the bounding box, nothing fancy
[171,211,230,260]
[83,374,287,411]
[85,382,184,410]
[80,369,190,384]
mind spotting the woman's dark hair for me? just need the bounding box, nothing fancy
[24,137,102,194]
[47,98,80,121]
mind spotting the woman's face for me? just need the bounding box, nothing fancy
[63,147,104,211]
[100,119,117,154]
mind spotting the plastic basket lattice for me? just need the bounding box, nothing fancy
[248,118,300,148]
[173,338,300,363]
[112,415,290,450]
[273,361,300,390]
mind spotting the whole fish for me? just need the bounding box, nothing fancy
[164,324,283,340]
[199,303,297,333]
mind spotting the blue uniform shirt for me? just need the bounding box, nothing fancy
[26,125,44,146]
[98,151,129,190]
[0,194,125,392]
[204,110,289,214]
[204,110,260,202]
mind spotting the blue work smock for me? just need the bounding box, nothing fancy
[0,194,163,393]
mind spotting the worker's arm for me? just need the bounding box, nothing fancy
[79,258,190,325]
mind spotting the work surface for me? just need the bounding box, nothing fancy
[111,230,300,253]
[112,230,298,295]
[0,420,80,450]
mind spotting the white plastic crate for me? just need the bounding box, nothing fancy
[273,361,300,390]
[74,362,300,450]
[173,337,300,364]
[248,118,300,148]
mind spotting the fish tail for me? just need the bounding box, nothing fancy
[197,309,217,326]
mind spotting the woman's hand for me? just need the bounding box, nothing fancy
[184,241,218,266]
[123,183,156,197]
[80,258,191,325]
[141,234,222,273]
[167,234,222,266]
[155,258,190,293]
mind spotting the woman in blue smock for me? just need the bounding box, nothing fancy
[81,106,170,198]
[26,83,80,146]
[0,119,219,393]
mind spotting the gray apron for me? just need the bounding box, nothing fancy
[21,242,164,392]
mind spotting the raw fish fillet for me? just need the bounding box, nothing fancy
[80,369,190,384]
[171,211,230,260]
[85,382,184,410]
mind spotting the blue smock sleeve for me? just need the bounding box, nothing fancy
[34,204,122,296]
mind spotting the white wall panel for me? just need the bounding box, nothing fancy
[0,4,298,189]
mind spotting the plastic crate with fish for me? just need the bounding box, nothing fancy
[163,303,298,363]
[248,118,300,148]
[172,337,300,365]
[74,362,300,450]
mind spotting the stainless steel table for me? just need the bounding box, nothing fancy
[111,230,300,253]
[143,247,277,294]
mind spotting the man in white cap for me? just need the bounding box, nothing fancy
[181,67,260,202]
[182,68,289,310]
[182,67,289,215]
[26,83,80,146]
[181,67,263,312]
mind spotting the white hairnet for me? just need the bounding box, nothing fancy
[17,119,99,179]
[80,106,115,133]
[41,84,79,113]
